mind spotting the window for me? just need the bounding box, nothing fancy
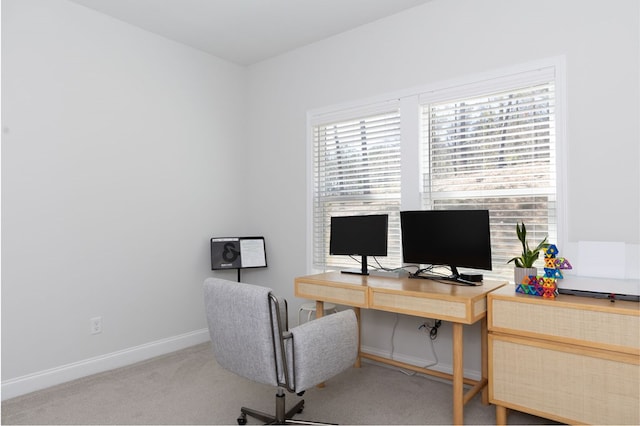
[420,81,557,280]
[309,60,562,279]
[311,107,403,271]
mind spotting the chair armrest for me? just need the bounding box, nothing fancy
[287,309,358,392]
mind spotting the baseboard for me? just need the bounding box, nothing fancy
[1,328,210,401]
[360,345,481,381]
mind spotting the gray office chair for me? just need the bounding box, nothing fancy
[203,278,358,425]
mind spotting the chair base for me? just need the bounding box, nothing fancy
[236,390,304,425]
[237,390,335,425]
[238,401,304,425]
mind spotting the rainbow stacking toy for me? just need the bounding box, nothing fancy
[515,244,572,299]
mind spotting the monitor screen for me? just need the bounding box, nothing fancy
[210,237,267,270]
[330,214,388,256]
[400,210,492,275]
[330,214,388,275]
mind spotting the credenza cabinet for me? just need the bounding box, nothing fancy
[487,285,639,425]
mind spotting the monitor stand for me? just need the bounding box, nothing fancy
[410,265,482,286]
[341,255,369,276]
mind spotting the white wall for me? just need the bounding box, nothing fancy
[1,0,248,395]
[2,0,638,398]
[246,0,640,376]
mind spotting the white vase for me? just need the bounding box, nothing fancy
[514,267,537,285]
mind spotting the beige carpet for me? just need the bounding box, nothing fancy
[2,343,557,425]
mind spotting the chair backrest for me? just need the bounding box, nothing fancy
[204,277,358,394]
[203,278,283,387]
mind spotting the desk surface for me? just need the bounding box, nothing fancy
[295,271,506,324]
[296,271,505,293]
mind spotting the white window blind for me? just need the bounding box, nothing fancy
[312,109,402,271]
[420,82,557,280]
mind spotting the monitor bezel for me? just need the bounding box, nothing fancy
[400,209,492,281]
[329,214,389,275]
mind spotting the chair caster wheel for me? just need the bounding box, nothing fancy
[237,413,247,425]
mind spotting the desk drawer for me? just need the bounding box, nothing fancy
[489,297,640,354]
[370,290,471,322]
[489,333,640,425]
[295,281,367,307]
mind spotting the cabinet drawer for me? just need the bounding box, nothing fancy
[489,297,640,354]
[489,334,640,425]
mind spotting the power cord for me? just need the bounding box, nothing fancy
[347,255,383,272]
[347,255,410,275]
[419,319,442,340]
[389,314,439,376]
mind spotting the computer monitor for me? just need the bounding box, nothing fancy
[400,210,492,284]
[330,214,388,275]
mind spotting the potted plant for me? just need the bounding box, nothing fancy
[508,222,548,284]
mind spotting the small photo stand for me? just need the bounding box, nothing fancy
[211,236,267,281]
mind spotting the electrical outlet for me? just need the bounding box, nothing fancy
[90,316,102,335]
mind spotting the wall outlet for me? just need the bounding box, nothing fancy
[90,316,102,335]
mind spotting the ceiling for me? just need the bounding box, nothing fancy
[68,0,431,66]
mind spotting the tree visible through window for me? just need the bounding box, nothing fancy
[421,82,557,280]
[310,63,560,279]
[312,109,402,271]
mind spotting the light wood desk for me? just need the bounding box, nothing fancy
[294,271,507,425]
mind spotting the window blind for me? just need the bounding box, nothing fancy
[313,109,402,271]
[421,82,557,280]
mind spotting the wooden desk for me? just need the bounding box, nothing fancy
[295,271,507,425]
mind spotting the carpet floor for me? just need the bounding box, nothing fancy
[2,343,558,425]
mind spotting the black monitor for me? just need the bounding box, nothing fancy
[330,214,388,275]
[400,210,492,285]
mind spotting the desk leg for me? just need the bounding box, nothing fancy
[496,406,507,425]
[315,300,326,388]
[452,323,464,425]
[481,317,489,405]
[354,307,361,368]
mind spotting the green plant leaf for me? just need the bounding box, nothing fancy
[507,222,548,268]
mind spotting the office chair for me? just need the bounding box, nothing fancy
[203,278,358,425]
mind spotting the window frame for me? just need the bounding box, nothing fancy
[308,101,403,272]
[306,57,567,276]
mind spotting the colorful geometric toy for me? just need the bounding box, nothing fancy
[515,243,572,299]
[545,244,559,257]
